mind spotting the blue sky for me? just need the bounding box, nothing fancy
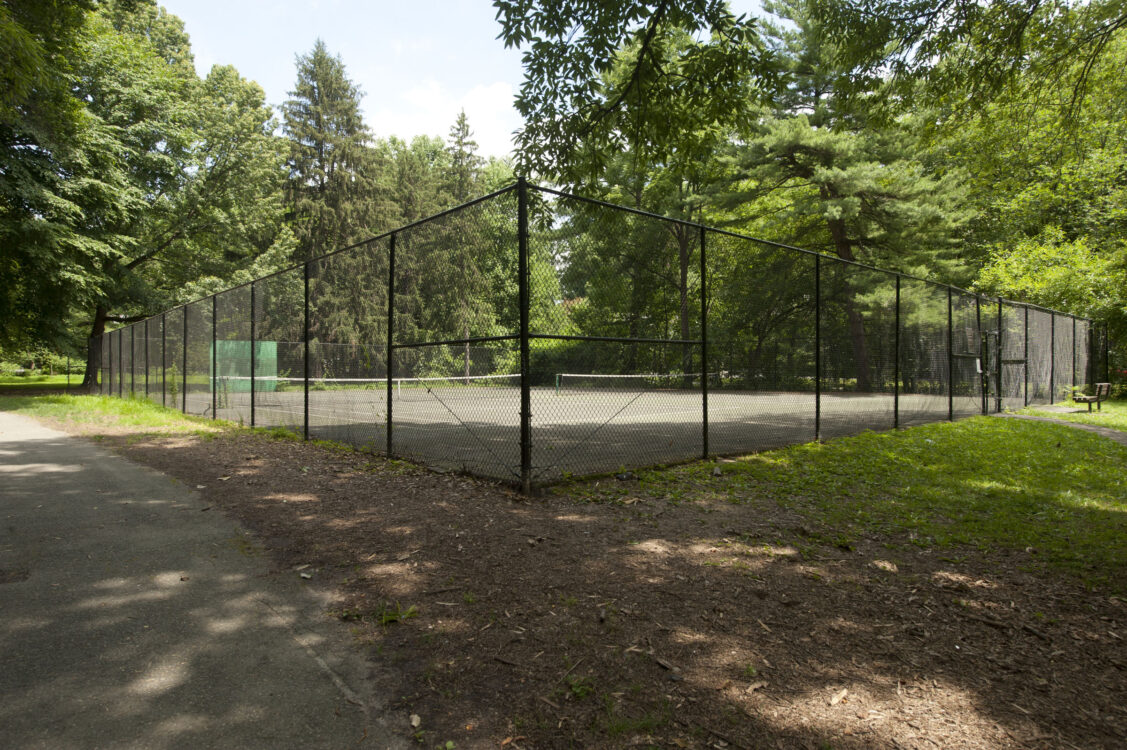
[161,0,763,158]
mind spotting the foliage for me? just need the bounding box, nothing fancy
[495,0,773,181]
[282,40,399,261]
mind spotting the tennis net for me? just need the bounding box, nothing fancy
[217,374,521,401]
[553,372,710,395]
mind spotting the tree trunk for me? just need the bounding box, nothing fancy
[82,305,109,391]
[675,226,693,384]
[824,213,873,391]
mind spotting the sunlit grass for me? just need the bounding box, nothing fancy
[1022,398,1127,433]
[0,374,80,389]
[0,393,223,433]
[566,417,1127,593]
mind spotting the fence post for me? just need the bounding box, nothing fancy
[250,282,256,428]
[1023,307,1029,406]
[518,176,532,493]
[212,294,218,419]
[386,234,396,457]
[1072,316,1077,393]
[182,308,188,413]
[975,295,984,416]
[144,319,149,399]
[995,300,1003,412]
[118,328,123,398]
[1106,321,1111,383]
[814,254,821,441]
[894,275,900,429]
[700,226,709,459]
[1049,314,1055,404]
[303,262,310,441]
[947,287,953,421]
[162,312,166,407]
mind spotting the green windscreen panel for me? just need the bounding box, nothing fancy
[210,340,278,391]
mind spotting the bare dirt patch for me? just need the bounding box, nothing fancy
[73,425,1126,749]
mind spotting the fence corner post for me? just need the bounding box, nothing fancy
[814,254,821,442]
[386,234,396,458]
[303,261,310,441]
[518,176,532,493]
[700,225,709,459]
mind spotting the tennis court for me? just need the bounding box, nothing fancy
[184,374,982,481]
[98,181,1105,487]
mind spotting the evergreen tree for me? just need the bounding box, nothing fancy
[445,109,483,203]
[282,40,397,261]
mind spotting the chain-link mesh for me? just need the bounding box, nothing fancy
[387,192,521,479]
[1052,314,1076,401]
[90,183,1102,485]
[183,299,212,416]
[999,302,1026,410]
[307,237,390,450]
[950,292,983,418]
[1075,318,1092,390]
[214,285,252,425]
[252,268,305,434]
[525,189,703,480]
[820,260,897,438]
[1026,309,1052,403]
[898,279,950,426]
[706,234,817,455]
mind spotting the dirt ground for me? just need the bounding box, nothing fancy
[44,418,1127,749]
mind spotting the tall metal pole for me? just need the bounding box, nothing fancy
[995,300,1003,412]
[250,283,256,428]
[386,234,396,457]
[130,325,135,395]
[975,296,984,415]
[181,308,188,413]
[211,294,218,419]
[144,319,149,399]
[1049,314,1056,404]
[161,313,166,407]
[1023,306,1029,406]
[814,255,821,441]
[303,262,310,441]
[947,288,954,421]
[1072,316,1077,393]
[894,275,900,428]
[118,328,123,398]
[700,226,709,459]
[518,177,532,492]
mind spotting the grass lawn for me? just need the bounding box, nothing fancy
[1022,397,1127,432]
[566,415,1127,593]
[0,393,223,434]
[0,374,82,390]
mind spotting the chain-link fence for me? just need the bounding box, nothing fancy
[94,180,1107,488]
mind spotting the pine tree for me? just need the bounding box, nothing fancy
[445,110,482,203]
[282,40,396,262]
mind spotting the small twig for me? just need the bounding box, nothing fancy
[494,655,522,668]
[422,586,461,595]
[559,657,584,681]
[538,696,560,709]
[1022,623,1051,641]
[962,613,1009,629]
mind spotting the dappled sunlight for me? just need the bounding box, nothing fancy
[127,655,190,697]
[932,570,998,590]
[0,461,85,476]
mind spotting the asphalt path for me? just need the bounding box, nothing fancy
[0,411,405,750]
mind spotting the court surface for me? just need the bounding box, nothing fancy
[163,384,1005,482]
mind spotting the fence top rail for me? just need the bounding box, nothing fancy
[94,179,1097,340]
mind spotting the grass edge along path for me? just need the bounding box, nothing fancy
[1022,397,1127,433]
[562,415,1127,594]
[4,393,1126,595]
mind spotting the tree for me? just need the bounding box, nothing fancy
[282,40,398,261]
[494,0,774,180]
[446,109,483,203]
[811,0,1127,121]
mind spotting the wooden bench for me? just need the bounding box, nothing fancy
[1072,382,1111,412]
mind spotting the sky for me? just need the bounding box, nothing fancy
[160,0,763,159]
